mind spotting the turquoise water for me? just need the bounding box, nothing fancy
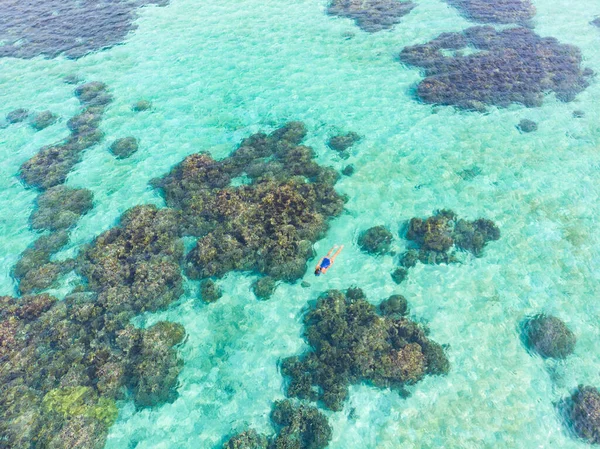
[2,0,600,447]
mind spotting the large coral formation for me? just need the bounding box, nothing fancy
[20,82,111,190]
[358,225,393,255]
[522,314,576,359]
[154,122,345,285]
[328,0,416,33]
[564,386,600,444]
[281,289,448,411]
[446,0,535,24]
[78,205,184,315]
[399,209,499,268]
[0,0,169,59]
[30,186,94,231]
[0,291,185,449]
[223,401,332,449]
[400,26,593,109]
[1,206,187,447]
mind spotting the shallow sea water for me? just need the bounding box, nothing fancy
[1,0,600,448]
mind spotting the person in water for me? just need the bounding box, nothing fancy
[315,245,344,276]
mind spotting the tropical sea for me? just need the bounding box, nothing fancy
[1,0,600,448]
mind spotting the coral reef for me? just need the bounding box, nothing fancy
[398,209,500,269]
[110,137,139,159]
[199,279,222,303]
[572,110,585,118]
[30,186,94,231]
[564,386,600,444]
[446,0,535,24]
[0,290,185,449]
[518,119,538,133]
[31,110,58,131]
[0,0,169,59]
[327,0,416,33]
[223,401,331,449]
[281,289,448,411]
[132,100,153,112]
[591,18,600,27]
[358,225,393,255]
[327,132,360,152]
[2,205,187,446]
[271,400,332,449]
[77,204,184,315]
[6,108,29,123]
[153,122,345,285]
[223,429,270,449]
[20,83,111,190]
[400,26,593,109]
[12,231,73,295]
[522,314,576,359]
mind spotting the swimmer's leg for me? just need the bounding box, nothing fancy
[330,245,344,262]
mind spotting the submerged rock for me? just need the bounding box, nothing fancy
[6,108,29,123]
[327,131,361,152]
[342,164,355,176]
[400,26,593,109]
[282,289,448,411]
[358,225,393,255]
[522,314,576,359]
[518,119,538,133]
[110,137,139,159]
[31,110,58,131]
[132,100,152,112]
[564,386,600,444]
[328,0,416,33]
[446,0,535,24]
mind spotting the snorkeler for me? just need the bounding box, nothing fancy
[315,245,344,276]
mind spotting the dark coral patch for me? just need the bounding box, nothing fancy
[358,225,393,255]
[30,186,94,231]
[0,0,169,59]
[521,314,576,359]
[563,386,600,444]
[400,26,593,110]
[399,209,499,267]
[281,289,448,411]
[328,0,415,32]
[223,401,331,449]
[20,83,111,190]
[446,0,535,24]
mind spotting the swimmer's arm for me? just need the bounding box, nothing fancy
[315,257,324,270]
